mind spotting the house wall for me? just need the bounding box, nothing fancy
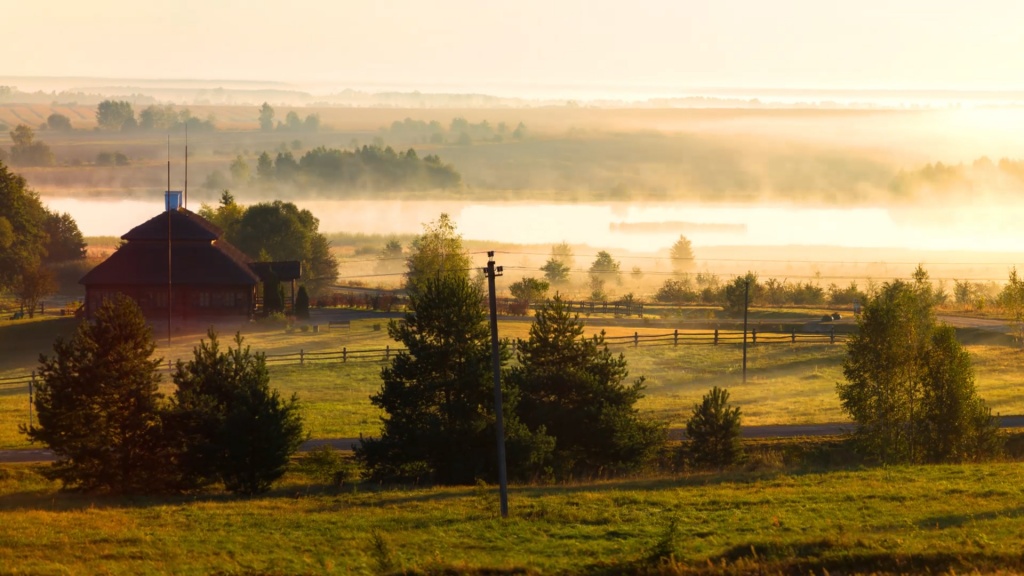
[85,285,255,319]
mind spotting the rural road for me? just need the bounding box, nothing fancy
[4,416,1022,463]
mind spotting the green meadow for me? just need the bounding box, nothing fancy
[1,313,1023,449]
[1,459,1024,574]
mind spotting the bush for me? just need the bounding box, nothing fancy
[299,445,359,487]
[169,331,305,494]
[686,386,743,468]
[295,285,310,319]
[655,278,698,303]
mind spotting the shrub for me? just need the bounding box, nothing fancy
[295,285,310,319]
[686,386,743,468]
[169,331,304,494]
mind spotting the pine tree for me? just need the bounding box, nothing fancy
[357,274,551,484]
[685,387,743,468]
[511,295,665,477]
[24,294,169,493]
[169,331,304,494]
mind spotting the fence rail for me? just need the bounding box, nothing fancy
[1,328,842,390]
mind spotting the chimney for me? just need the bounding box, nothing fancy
[165,190,183,212]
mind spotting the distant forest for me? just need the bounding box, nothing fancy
[209,145,462,193]
[889,156,1024,199]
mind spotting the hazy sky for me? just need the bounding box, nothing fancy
[7,0,1024,93]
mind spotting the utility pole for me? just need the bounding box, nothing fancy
[742,278,749,384]
[484,251,509,518]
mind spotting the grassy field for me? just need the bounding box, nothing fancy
[2,312,1023,450]
[1,460,1023,574]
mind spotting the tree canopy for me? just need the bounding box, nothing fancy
[357,273,551,484]
[837,278,1000,464]
[509,295,665,477]
[246,144,461,191]
[96,100,136,131]
[199,195,338,298]
[8,124,54,166]
[24,295,169,493]
[0,161,48,291]
[169,331,304,494]
[669,235,695,274]
[541,242,574,284]
[405,213,471,299]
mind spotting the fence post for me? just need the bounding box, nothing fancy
[830,327,835,345]
[29,371,35,433]
[634,331,639,348]
[752,328,757,344]
[385,345,390,361]
[300,349,304,366]
[639,303,644,318]
[791,330,796,344]
[674,329,679,346]
[343,347,347,363]
[714,329,719,345]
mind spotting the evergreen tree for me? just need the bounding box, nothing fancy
[170,331,304,494]
[685,387,743,468]
[295,285,310,319]
[510,295,665,477]
[24,295,169,493]
[669,235,695,274]
[357,274,552,484]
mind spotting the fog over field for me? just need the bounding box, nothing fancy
[5,0,1024,291]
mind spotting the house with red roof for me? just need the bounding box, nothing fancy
[80,201,300,321]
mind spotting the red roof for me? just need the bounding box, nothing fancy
[121,209,222,242]
[82,209,260,287]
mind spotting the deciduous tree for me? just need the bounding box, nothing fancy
[837,278,1000,464]
[509,277,549,308]
[258,102,275,132]
[46,113,72,131]
[96,100,135,131]
[43,210,87,262]
[405,213,471,299]
[0,161,48,292]
[9,124,54,166]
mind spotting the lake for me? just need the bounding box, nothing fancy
[40,196,1023,254]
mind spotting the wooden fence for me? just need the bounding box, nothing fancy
[0,328,842,393]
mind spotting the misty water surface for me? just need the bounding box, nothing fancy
[42,197,1020,253]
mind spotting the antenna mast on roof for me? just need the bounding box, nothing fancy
[184,124,188,209]
[166,134,172,345]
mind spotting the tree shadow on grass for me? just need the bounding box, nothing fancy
[916,506,1024,529]
[582,545,1024,576]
